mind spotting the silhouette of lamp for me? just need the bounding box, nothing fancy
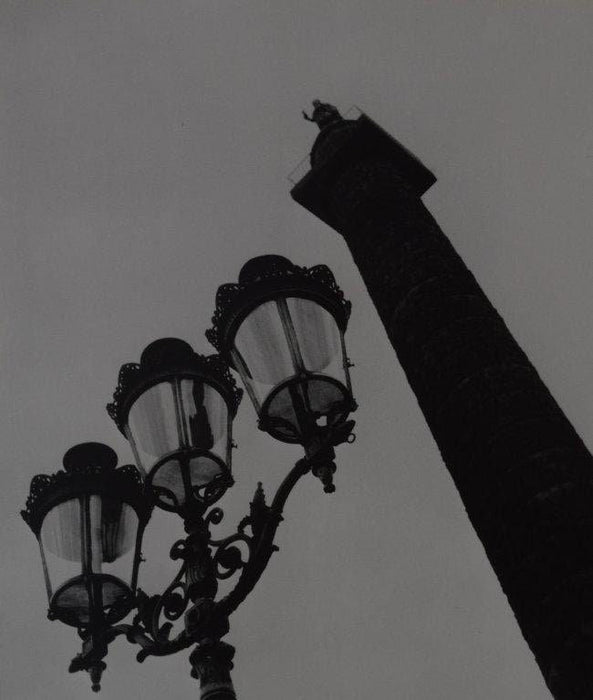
[107,338,242,515]
[21,258,357,698]
[207,255,356,490]
[21,442,150,690]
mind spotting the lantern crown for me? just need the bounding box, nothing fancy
[107,338,243,434]
[62,442,118,472]
[206,256,351,363]
[21,442,147,536]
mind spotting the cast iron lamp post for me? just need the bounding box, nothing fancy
[21,256,356,698]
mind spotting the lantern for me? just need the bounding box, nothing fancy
[207,256,356,449]
[107,338,242,514]
[21,442,148,631]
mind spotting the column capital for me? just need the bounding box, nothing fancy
[291,111,436,230]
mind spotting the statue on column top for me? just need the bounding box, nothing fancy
[303,100,343,129]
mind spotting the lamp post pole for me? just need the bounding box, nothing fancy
[291,102,593,700]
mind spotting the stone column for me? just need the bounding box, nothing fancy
[291,104,593,700]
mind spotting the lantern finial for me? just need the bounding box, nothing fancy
[239,255,294,283]
[62,442,117,472]
[140,338,194,368]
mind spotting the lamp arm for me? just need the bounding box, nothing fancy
[208,425,355,622]
[214,455,311,619]
[75,443,338,677]
[118,455,311,664]
[68,445,343,690]
[115,538,198,661]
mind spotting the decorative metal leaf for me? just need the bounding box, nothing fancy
[217,546,244,571]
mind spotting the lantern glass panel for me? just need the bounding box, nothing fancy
[39,498,81,602]
[231,296,352,443]
[285,298,344,377]
[127,378,231,510]
[39,496,139,625]
[178,379,228,457]
[41,497,82,562]
[127,382,178,472]
[234,300,295,386]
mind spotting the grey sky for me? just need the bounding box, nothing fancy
[2,2,592,698]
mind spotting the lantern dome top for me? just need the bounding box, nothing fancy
[21,443,147,536]
[238,255,293,283]
[62,442,117,472]
[139,337,194,367]
[107,338,243,433]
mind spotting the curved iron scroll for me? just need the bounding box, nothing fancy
[73,439,345,676]
[115,538,194,661]
[214,456,311,619]
[117,454,314,662]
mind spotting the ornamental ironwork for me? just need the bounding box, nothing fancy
[22,254,357,698]
[206,255,351,361]
[107,338,242,434]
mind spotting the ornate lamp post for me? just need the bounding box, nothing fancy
[21,256,356,698]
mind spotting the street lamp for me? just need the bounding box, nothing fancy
[107,337,242,516]
[20,442,150,690]
[206,254,356,492]
[21,256,356,698]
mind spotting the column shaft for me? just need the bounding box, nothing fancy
[291,113,593,699]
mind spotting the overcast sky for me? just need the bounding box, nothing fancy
[2,2,593,699]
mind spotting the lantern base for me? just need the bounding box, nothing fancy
[147,449,233,514]
[50,574,133,627]
[258,374,355,445]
